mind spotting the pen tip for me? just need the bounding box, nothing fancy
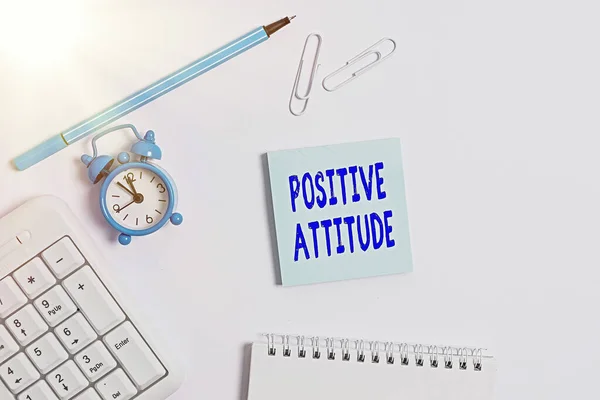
[264,16,295,36]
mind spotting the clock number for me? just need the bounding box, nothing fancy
[113,204,121,213]
[123,172,136,182]
[157,183,166,193]
[146,215,153,224]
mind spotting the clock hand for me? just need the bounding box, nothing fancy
[126,177,138,195]
[116,182,135,197]
[118,199,135,212]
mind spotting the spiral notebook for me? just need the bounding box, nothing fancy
[247,334,497,400]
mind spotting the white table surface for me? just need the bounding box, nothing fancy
[1,0,599,398]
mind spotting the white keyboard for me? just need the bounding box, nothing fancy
[0,196,183,399]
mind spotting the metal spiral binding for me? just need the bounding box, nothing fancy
[385,342,394,364]
[267,334,276,356]
[443,347,453,369]
[283,335,291,357]
[298,336,307,358]
[357,340,366,363]
[400,343,410,365]
[341,339,351,361]
[458,347,468,370]
[415,344,424,367]
[326,338,336,360]
[371,341,381,363]
[264,334,487,371]
[312,337,321,359]
[430,346,439,368]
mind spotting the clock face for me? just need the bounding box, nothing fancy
[104,166,170,231]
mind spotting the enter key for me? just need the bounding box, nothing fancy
[103,322,166,390]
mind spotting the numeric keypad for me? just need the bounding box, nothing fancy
[0,234,171,399]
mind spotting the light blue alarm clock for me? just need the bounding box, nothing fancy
[81,124,183,246]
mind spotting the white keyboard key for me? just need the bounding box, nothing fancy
[13,258,56,299]
[26,333,68,373]
[74,388,102,400]
[0,353,40,394]
[103,322,165,390]
[56,313,97,354]
[0,277,27,318]
[0,379,14,399]
[47,360,88,399]
[0,326,19,364]
[34,286,77,327]
[63,266,125,335]
[75,342,117,382]
[96,369,137,400]
[42,237,85,279]
[18,381,59,400]
[6,304,48,346]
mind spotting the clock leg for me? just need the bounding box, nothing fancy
[118,233,132,246]
[170,213,183,226]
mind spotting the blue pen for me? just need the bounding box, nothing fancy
[14,16,295,171]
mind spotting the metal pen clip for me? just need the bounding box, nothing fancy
[322,38,396,92]
[289,33,323,116]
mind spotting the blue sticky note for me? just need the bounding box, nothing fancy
[266,138,413,286]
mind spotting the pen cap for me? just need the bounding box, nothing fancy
[13,135,67,171]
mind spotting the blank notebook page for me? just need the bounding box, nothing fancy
[247,341,497,400]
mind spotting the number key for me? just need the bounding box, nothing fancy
[75,342,117,382]
[6,304,48,346]
[13,257,56,299]
[25,333,68,374]
[18,381,59,400]
[0,326,19,364]
[55,313,97,354]
[34,286,77,327]
[0,353,40,394]
[95,369,137,400]
[0,276,27,318]
[47,361,88,399]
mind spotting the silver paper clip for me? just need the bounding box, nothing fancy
[289,33,323,116]
[322,38,396,92]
